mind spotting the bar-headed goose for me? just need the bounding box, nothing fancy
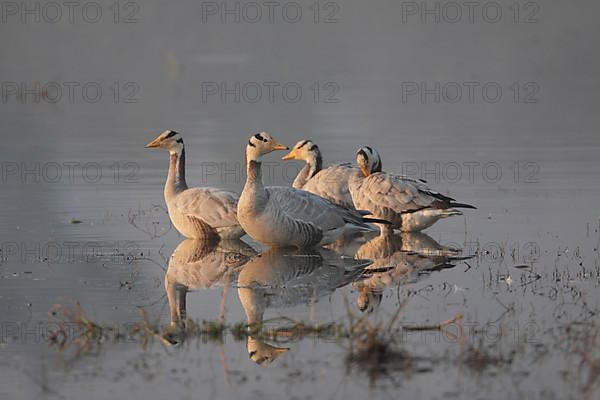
[238,132,388,248]
[145,130,244,240]
[351,146,476,232]
[281,140,360,208]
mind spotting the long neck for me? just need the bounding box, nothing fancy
[242,150,268,212]
[245,160,264,191]
[293,153,323,188]
[166,148,188,196]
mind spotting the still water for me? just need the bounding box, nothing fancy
[1,0,600,399]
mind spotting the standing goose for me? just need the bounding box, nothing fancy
[237,132,387,248]
[281,139,360,209]
[145,130,244,240]
[351,146,476,232]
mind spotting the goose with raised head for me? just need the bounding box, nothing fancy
[281,139,360,209]
[351,146,476,232]
[237,132,389,248]
[145,130,244,240]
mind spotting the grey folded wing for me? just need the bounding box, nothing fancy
[388,173,455,205]
[173,187,240,229]
[265,186,367,231]
[350,172,437,217]
[302,163,360,208]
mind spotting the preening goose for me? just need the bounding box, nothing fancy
[237,132,388,248]
[351,146,476,232]
[146,130,244,240]
[282,139,360,209]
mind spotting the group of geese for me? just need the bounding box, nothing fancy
[145,129,475,248]
[145,129,474,364]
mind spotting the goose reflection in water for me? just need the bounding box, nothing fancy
[351,232,467,313]
[237,248,371,365]
[164,238,256,327]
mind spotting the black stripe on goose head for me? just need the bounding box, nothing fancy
[254,133,268,142]
[297,139,310,149]
[165,130,179,139]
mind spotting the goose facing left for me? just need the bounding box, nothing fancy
[145,130,244,240]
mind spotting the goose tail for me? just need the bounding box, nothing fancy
[449,202,477,210]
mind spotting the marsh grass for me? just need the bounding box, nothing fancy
[48,301,459,353]
[48,304,344,358]
[340,297,465,384]
[460,339,515,372]
[48,303,121,359]
[46,299,600,397]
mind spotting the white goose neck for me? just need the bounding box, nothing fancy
[245,160,263,185]
[166,147,187,195]
[293,153,322,188]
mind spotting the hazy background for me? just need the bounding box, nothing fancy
[1,1,599,399]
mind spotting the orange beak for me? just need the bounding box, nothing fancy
[281,148,297,160]
[145,136,162,148]
[272,141,289,151]
[358,164,370,177]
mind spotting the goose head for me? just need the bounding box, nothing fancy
[356,146,382,177]
[145,129,184,155]
[281,139,321,164]
[246,132,289,163]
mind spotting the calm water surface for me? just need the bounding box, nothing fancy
[1,1,600,399]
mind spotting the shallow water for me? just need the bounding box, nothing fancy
[1,0,600,399]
